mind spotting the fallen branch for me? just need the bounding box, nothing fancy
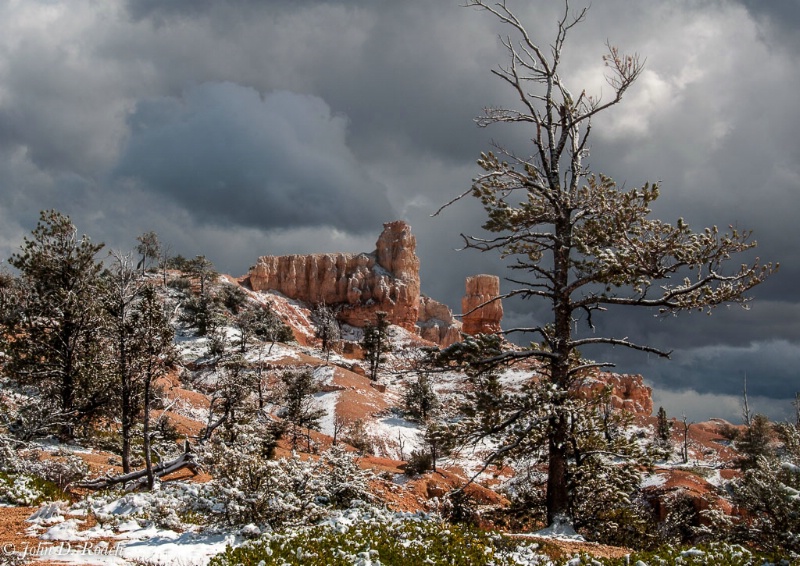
[77,446,197,490]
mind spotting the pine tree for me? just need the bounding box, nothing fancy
[129,283,175,489]
[277,369,325,450]
[6,210,113,438]
[362,311,391,381]
[135,231,160,276]
[102,251,147,473]
[435,0,774,527]
[714,421,800,554]
[312,303,341,362]
[736,413,774,470]
[404,372,440,422]
[656,406,673,458]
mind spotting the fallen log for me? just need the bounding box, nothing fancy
[77,449,197,490]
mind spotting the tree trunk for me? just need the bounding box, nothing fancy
[546,410,571,525]
[143,375,154,490]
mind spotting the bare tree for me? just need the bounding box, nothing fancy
[103,251,147,473]
[741,373,753,426]
[435,0,775,527]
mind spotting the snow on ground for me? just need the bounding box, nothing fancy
[367,414,423,460]
[312,365,335,387]
[640,472,667,489]
[314,389,340,438]
[16,529,237,566]
[21,487,242,566]
[533,515,585,542]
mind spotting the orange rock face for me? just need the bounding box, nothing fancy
[461,274,503,336]
[418,295,462,346]
[249,221,421,331]
[578,372,654,417]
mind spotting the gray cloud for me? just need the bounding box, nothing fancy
[113,83,394,233]
[0,0,797,421]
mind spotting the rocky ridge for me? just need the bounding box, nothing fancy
[248,221,483,346]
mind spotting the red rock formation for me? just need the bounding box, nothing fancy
[418,296,461,346]
[579,373,654,417]
[248,221,421,331]
[461,274,503,336]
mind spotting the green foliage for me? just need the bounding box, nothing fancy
[404,449,433,476]
[0,470,68,506]
[218,284,248,314]
[276,369,326,449]
[209,519,547,566]
[598,543,795,565]
[200,439,370,529]
[167,276,193,292]
[312,303,341,360]
[656,406,672,445]
[447,0,774,528]
[403,372,440,422]
[362,311,391,381]
[736,413,774,470]
[181,293,223,336]
[234,301,293,354]
[186,255,217,296]
[5,210,113,438]
[165,254,191,271]
[135,231,161,274]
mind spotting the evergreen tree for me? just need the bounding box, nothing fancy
[187,255,217,296]
[435,0,774,527]
[404,372,440,422]
[736,413,774,470]
[711,421,800,555]
[655,406,673,458]
[102,251,146,473]
[277,369,325,450]
[312,303,341,362]
[202,355,260,444]
[250,303,294,354]
[135,231,160,276]
[6,210,113,438]
[362,311,391,381]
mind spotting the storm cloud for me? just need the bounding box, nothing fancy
[114,83,393,233]
[0,0,797,422]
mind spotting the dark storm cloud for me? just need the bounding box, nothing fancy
[113,82,394,233]
[0,0,798,421]
[739,0,800,39]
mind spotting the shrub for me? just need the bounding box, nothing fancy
[199,437,371,529]
[209,515,550,566]
[0,471,67,506]
[404,449,433,476]
[167,277,192,292]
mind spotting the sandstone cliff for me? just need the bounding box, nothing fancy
[249,221,424,333]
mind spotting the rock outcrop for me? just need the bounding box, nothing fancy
[579,372,654,417]
[418,296,461,346]
[461,275,503,336]
[248,221,422,332]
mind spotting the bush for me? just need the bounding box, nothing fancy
[0,471,67,506]
[599,542,792,565]
[167,276,192,292]
[198,437,371,528]
[209,514,550,566]
[404,449,433,476]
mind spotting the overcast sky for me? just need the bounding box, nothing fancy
[0,0,797,423]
